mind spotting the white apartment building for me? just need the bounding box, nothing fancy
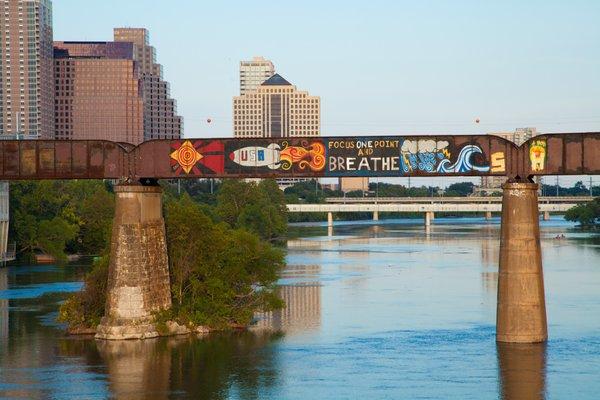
[239,56,275,95]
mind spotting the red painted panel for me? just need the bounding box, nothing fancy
[38,141,56,178]
[564,135,583,174]
[583,134,600,174]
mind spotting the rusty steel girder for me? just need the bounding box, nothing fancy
[0,133,598,181]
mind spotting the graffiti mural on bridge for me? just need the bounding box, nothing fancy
[169,136,506,177]
[0,133,598,180]
[226,140,326,173]
[399,139,494,174]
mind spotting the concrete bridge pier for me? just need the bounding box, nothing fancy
[496,182,547,343]
[424,211,434,226]
[327,212,333,228]
[96,184,172,340]
[485,211,493,220]
[543,211,550,221]
[373,211,379,221]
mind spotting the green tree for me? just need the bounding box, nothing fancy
[166,195,284,328]
[75,186,114,254]
[565,198,600,226]
[37,217,78,263]
[445,182,475,197]
[9,180,114,260]
[217,179,287,241]
[9,181,79,260]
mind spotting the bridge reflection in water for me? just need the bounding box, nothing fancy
[498,343,547,400]
[0,268,7,341]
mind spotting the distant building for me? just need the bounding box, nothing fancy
[489,127,538,146]
[0,0,54,138]
[481,127,540,192]
[53,41,145,144]
[240,56,275,95]
[233,73,320,138]
[114,28,182,140]
[339,177,369,193]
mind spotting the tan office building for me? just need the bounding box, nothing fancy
[339,177,370,193]
[0,0,54,137]
[233,74,320,138]
[53,41,144,144]
[114,28,182,140]
[240,56,275,95]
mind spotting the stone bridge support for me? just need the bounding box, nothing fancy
[496,182,547,343]
[96,184,172,340]
[327,212,333,228]
[373,211,379,221]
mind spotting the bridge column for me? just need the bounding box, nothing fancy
[485,211,492,220]
[424,211,433,226]
[96,184,172,340]
[373,211,379,221]
[497,182,547,343]
[543,211,550,221]
[327,212,333,228]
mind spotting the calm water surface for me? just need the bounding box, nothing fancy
[1,217,599,399]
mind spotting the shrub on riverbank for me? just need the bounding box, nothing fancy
[57,254,109,332]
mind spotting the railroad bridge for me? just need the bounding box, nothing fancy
[1,132,599,341]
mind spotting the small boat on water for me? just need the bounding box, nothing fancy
[34,250,56,264]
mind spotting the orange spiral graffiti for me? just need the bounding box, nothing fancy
[280,142,326,171]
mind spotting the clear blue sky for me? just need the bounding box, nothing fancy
[54,0,600,187]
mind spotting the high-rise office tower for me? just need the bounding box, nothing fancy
[239,56,275,95]
[53,41,144,144]
[114,28,182,140]
[0,0,54,138]
[233,73,320,138]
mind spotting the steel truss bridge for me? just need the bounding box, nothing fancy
[1,132,598,344]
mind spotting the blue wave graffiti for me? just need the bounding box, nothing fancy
[437,145,490,173]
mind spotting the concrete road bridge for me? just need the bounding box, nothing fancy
[1,132,599,343]
[287,196,594,226]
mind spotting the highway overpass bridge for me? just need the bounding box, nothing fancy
[287,196,594,226]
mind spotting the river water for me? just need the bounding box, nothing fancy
[0,217,599,399]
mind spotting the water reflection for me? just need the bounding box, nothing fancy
[497,342,547,400]
[1,220,599,398]
[254,284,321,334]
[1,268,7,340]
[96,339,173,400]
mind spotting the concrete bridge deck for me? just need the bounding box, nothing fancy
[286,196,593,226]
[323,196,594,204]
[287,202,578,213]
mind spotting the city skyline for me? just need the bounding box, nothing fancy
[52,0,600,139]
